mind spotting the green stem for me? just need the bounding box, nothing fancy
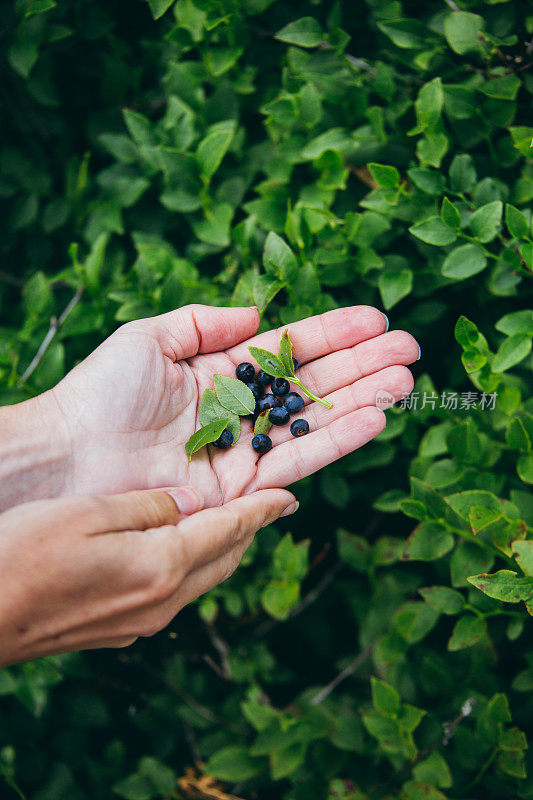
[290,378,333,409]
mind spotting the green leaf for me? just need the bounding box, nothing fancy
[185,418,230,460]
[444,11,485,55]
[440,197,461,229]
[278,329,295,377]
[402,522,454,561]
[204,746,262,782]
[377,19,427,49]
[496,310,533,336]
[213,374,256,416]
[248,347,286,378]
[492,333,532,373]
[517,453,533,484]
[253,275,285,314]
[367,163,400,188]
[447,615,486,651]
[261,579,300,619]
[378,269,413,310]
[506,418,531,452]
[263,233,298,281]
[371,677,400,715]
[419,586,465,615]
[409,217,457,246]
[468,570,533,604]
[414,78,443,131]
[273,533,309,582]
[146,0,175,19]
[449,153,477,193]
[254,410,272,436]
[442,244,487,280]
[480,74,521,101]
[513,541,533,576]
[196,120,236,180]
[275,17,324,48]
[469,200,502,243]
[112,773,153,800]
[337,529,371,572]
[505,204,529,239]
[451,541,494,588]
[455,315,480,347]
[199,389,240,444]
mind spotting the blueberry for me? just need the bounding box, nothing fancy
[257,393,281,413]
[283,392,304,414]
[269,406,290,426]
[236,362,255,383]
[212,428,234,449]
[246,380,264,402]
[292,357,299,371]
[290,419,309,437]
[252,434,272,454]
[257,369,274,386]
[271,377,290,398]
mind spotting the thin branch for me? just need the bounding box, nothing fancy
[125,654,243,733]
[310,641,376,705]
[443,0,461,10]
[255,561,342,637]
[204,621,233,681]
[20,287,83,384]
[0,269,24,288]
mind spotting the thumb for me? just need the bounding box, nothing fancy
[85,486,204,534]
[158,489,299,574]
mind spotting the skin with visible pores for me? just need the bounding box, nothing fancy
[0,305,419,511]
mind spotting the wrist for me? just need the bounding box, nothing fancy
[0,390,72,511]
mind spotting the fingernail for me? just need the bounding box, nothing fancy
[416,344,422,361]
[166,487,203,515]
[381,312,389,332]
[280,501,299,518]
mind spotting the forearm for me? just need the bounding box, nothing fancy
[0,391,71,512]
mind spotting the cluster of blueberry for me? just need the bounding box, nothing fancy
[213,360,310,455]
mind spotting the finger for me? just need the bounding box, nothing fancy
[253,406,386,489]
[268,365,414,447]
[131,304,260,360]
[293,330,420,400]
[157,489,297,574]
[163,533,257,616]
[226,305,387,367]
[86,486,203,535]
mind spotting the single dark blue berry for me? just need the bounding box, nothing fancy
[292,357,299,371]
[246,380,264,402]
[290,419,309,437]
[252,434,272,454]
[269,406,290,426]
[212,428,234,449]
[271,377,290,398]
[257,393,281,413]
[236,362,255,383]
[283,392,304,414]
[257,369,274,386]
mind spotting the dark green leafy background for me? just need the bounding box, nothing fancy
[0,0,532,798]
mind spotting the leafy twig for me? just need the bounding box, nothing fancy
[374,698,477,792]
[19,287,83,384]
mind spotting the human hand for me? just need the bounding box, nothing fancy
[0,485,297,666]
[1,305,418,509]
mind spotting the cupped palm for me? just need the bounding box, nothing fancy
[53,305,419,508]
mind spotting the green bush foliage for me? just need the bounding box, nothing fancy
[1,0,532,797]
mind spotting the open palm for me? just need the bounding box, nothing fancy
[52,305,419,508]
